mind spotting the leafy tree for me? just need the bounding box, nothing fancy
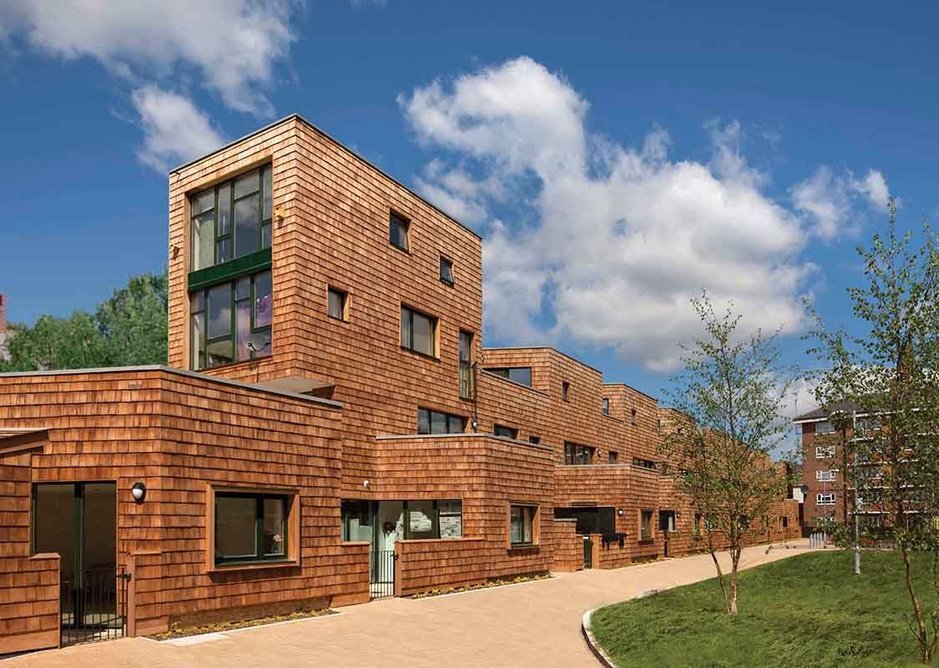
[810,199,939,663]
[95,272,168,366]
[661,294,788,615]
[0,271,168,372]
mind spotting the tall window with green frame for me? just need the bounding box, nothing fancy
[191,271,273,369]
[191,165,272,271]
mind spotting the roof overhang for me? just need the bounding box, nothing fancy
[0,428,49,456]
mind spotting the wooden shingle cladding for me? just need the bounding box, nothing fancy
[167,116,484,498]
[374,435,555,594]
[0,366,367,646]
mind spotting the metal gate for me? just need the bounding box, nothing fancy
[583,536,593,569]
[61,566,129,646]
[370,549,396,599]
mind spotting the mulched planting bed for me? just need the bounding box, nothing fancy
[148,608,335,640]
[408,573,551,599]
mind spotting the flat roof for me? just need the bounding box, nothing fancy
[169,113,482,242]
[0,365,342,410]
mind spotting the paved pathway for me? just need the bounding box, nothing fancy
[6,541,811,668]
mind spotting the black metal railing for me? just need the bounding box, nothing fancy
[583,536,593,569]
[459,362,476,401]
[61,567,128,646]
[370,549,396,599]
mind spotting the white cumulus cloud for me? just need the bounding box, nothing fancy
[400,57,886,372]
[132,86,226,172]
[792,167,890,240]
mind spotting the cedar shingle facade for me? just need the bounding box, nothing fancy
[0,115,799,655]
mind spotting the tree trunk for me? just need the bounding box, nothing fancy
[728,548,740,615]
[900,544,931,663]
[706,530,728,610]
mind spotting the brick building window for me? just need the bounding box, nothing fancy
[190,270,272,369]
[816,469,837,482]
[608,451,619,464]
[815,445,836,459]
[601,398,610,415]
[509,505,537,546]
[817,493,836,506]
[440,256,454,285]
[401,305,437,357]
[417,407,466,435]
[815,420,835,434]
[214,492,288,565]
[390,212,410,251]
[632,457,657,471]
[327,286,347,320]
[640,510,653,541]
[564,442,595,465]
[529,435,541,445]
[562,381,571,402]
[191,164,272,271]
[494,424,518,439]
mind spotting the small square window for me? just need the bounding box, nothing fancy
[608,451,618,464]
[390,212,410,252]
[440,257,454,285]
[327,287,347,320]
[528,435,541,445]
[562,381,570,402]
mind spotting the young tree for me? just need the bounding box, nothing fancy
[661,295,788,615]
[811,199,939,663]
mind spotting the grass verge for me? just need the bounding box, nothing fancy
[591,551,933,667]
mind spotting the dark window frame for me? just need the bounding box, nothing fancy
[390,211,411,252]
[640,510,654,542]
[459,330,475,400]
[439,256,455,286]
[601,398,610,415]
[562,381,571,402]
[528,435,541,445]
[632,457,657,471]
[608,451,619,464]
[564,441,595,465]
[485,367,533,387]
[190,164,273,272]
[494,424,519,439]
[417,407,467,435]
[509,504,537,546]
[400,304,438,357]
[214,492,288,566]
[327,286,348,321]
[190,270,272,370]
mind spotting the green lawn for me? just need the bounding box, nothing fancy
[590,551,935,667]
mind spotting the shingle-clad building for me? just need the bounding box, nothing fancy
[0,116,800,655]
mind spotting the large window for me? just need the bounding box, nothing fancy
[417,407,466,435]
[564,441,595,465]
[816,470,837,482]
[554,506,615,536]
[815,445,836,459]
[215,492,287,565]
[640,510,653,541]
[494,424,519,439]
[510,505,537,546]
[401,305,437,357]
[632,457,657,471]
[340,500,372,542]
[659,510,676,532]
[191,165,272,271]
[815,421,835,434]
[485,367,532,387]
[191,270,272,369]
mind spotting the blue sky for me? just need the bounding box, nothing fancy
[1,1,936,418]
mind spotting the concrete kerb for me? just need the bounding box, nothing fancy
[581,608,616,668]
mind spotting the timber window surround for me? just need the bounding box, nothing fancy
[213,491,292,566]
[564,441,595,465]
[640,510,653,541]
[190,270,272,370]
[417,407,466,435]
[191,164,272,271]
[401,305,437,357]
[327,286,348,320]
[485,366,532,387]
[390,211,410,251]
[509,504,538,546]
[440,256,454,285]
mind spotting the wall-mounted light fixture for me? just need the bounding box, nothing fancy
[617,508,625,517]
[131,481,147,504]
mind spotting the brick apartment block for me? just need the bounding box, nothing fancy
[0,116,800,654]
